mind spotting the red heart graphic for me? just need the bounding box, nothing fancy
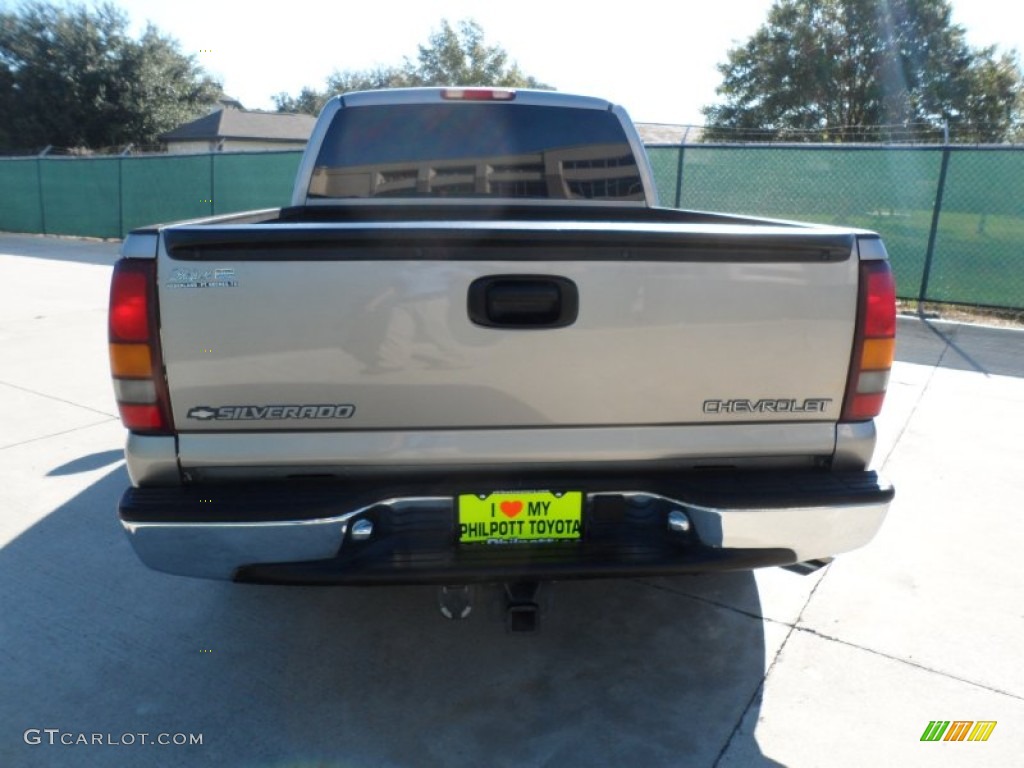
[500,500,523,518]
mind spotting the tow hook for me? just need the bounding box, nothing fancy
[504,581,542,633]
[438,585,474,620]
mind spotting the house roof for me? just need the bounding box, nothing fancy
[160,108,317,143]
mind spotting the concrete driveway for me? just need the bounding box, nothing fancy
[1,233,1022,767]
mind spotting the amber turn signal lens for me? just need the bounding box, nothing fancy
[109,343,153,378]
[860,337,896,371]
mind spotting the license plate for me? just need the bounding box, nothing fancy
[458,491,583,544]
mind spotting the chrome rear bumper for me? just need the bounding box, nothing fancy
[119,471,892,583]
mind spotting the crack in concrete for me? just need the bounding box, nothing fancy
[639,577,1024,723]
[710,566,837,765]
[792,624,1024,702]
[712,614,801,767]
[0,378,116,419]
[636,578,812,767]
[0,417,119,452]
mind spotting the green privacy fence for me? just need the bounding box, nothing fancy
[648,144,1024,309]
[1,145,1022,309]
[0,150,303,240]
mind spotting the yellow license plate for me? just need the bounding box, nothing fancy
[458,491,583,544]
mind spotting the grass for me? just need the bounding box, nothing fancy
[763,207,1024,310]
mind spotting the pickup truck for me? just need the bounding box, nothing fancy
[110,87,895,624]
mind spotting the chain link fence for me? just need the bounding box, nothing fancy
[648,144,1024,309]
[0,151,302,240]
[1,145,1021,309]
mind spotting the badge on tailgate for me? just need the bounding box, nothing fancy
[458,491,583,544]
[186,404,355,420]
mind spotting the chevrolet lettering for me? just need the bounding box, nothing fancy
[702,398,833,415]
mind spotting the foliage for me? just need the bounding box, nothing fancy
[274,19,550,115]
[0,1,221,152]
[274,65,410,115]
[406,18,548,89]
[272,86,329,117]
[702,0,1023,142]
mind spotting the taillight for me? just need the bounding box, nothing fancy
[108,259,173,434]
[842,259,896,421]
[441,88,516,101]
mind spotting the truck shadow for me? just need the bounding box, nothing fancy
[1,465,782,768]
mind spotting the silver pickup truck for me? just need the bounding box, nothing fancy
[110,88,895,622]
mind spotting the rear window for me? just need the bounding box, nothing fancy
[309,103,644,201]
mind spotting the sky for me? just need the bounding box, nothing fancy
[18,0,1024,125]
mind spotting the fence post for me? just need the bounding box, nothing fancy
[674,145,685,208]
[35,154,47,235]
[117,155,124,238]
[209,152,215,215]
[919,147,951,304]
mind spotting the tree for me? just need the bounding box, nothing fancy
[271,86,327,117]
[275,19,550,115]
[0,1,221,152]
[407,19,548,89]
[1012,89,1024,143]
[702,0,1023,142]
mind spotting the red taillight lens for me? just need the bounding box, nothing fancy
[109,265,150,342]
[108,258,172,434]
[842,259,896,421]
[117,403,166,431]
[863,268,896,337]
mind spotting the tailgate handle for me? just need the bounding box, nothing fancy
[468,275,578,329]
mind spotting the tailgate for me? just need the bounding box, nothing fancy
[156,222,859,432]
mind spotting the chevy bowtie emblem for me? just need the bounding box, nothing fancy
[187,407,218,420]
